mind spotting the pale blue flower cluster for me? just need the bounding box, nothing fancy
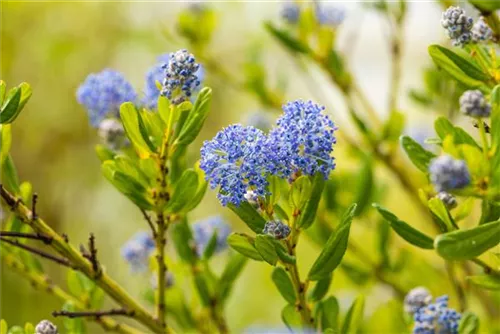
[98,118,127,151]
[201,100,337,206]
[77,69,137,127]
[263,220,291,239]
[429,155,470,192]
[281,3,300,24]
[404,287,433,314]
[121,231,155,273]
[459,90,491,118]
[413,295,461,334]
[316,5,345,27]
[472,18,493,43]
[192,216,231,256]
[441,6,473,46]
[161,49,201,104]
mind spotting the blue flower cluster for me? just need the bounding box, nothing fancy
[472,18,493,43]
[121,231,155,273]
[192,216,231,256]
[281,3,300,24]
[459,90,491,118]
[161,49,201,104]
[77,69,137,127]
[429,155,470,192]
[98,118,128,151]
[404,287,433,314]
[263,220,291,239]
[201,100,337,206]
[316,5,345,27]
[441,6,473,46]
[413,295,461,334]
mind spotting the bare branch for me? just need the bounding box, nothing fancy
[0,237,73,268]
[52,308,135,319]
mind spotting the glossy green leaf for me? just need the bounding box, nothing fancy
[157,95,171,125]
[265,22,310,54]
[309,274,332,302]
[255,234,278,266]
[272,267,296,303]
[218,254,248,302]
[179,163,207,213]
[435,220,500,260]
[228,201,266,233]
[119,102,153,158]
[165,169,199,213]
[281,304,303,330]
[434,117,479,148]
[373,204,434,249]
[290,176,311,210]
[341,295,365,334]
[400,135,436,172]
[467,275,500,291]
[458,311,479,334]
[320,296,339,332]
[296,173,325,229]
[274,241,296,264]
[171,219,196,264]
[428,197,456,231]
[227,233,263,261]
[0,87,21,124]
[308,204,357,280]
[174,87,212,147]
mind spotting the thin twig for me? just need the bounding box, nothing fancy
[52,308,135,319]
[31,192,38,221]
[0,237,73,268]
[0,231,52,244]
[88,233,101,276]
[141,209,157,238]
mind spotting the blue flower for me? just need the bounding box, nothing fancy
[200,124,271,206]
[77,69,137,127]
[404,287,433,314]
[281,3,300,24]
[441,6,473,47]
[459,90,491,118]
[192,216,231,256]
[429,155,471,192]
[98,118,128,151]
[472,17,493,43]
[161,49,201,104]
[262,220,291,239]
[143,53,204,109]
[316,5,345,27]
[413,295,461,334]
[121,231,155,273]
[267,100,338,180]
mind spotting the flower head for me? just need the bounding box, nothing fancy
[243,111,273,133]
[429,155,470,192]
[161,49,201,104]
[35,320,58,334]
[441,6,473,47]
[200,124,271,206]
[267,100,337,180]
[281,3,300,24]
[98,118,127,150]
[316,5,345,27]
[121,231,155,273]
[77,69,137,127]
[192,216,231,256]
[144,53,204,109]
[263,220,291,239]
[472,17,493,43]
[404,287,433,314]
[436,192,457,210]
[459,90,491,118]
[413,295,461,334]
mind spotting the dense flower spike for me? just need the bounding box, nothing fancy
[429,155,470,192]
[192,216,231,256]
[441,6,473,47]
[263,220,291,239]
[121,231,155,273]
[316,5,345,27]
[150,272,175,290]
[98,118,127,150]
[243,111,273,133]
[472,17,493,43]
[200,124,271,206]
[143,53,204,109]
[161,49,201,104]
[281,2,300,24]
[413,295,461,334]
[35,320,58,334]
[77,69,137,127]
[459,90,491,118]
[268,100,337,180]
[404,287,433,314]
[437,192,457,210]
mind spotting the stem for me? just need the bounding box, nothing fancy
[445,261,467,312]
[478,118,490,161]
[1,251,142,334]
[53,309,134,318]
[0,185,168,334]
[155,212,168,329]
[0,237,74,268]
[470,257,500,276]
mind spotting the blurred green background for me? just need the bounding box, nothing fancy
[1,1,499,333]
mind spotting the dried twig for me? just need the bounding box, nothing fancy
[0,237,73,268]
[140,209,157,238]
[88,233,100,276]
[0,231,52,244]
[52,308,135,319]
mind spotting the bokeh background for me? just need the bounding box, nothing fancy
[1,1,498,333]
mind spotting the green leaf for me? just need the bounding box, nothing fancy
[373,204,434,249]
[341,295,365,334]
[272,267,296,303]
[2,155,20,194]
[6,326,24,334]
[0,81,6,106]
[458,311,479,334]
[24,323,34,334]
[341,262,371,286]
[320,296,339,332]
[296,173,325,229]
[255,235,278,265]
[428,197,456,231]
[157,95,171,124]
[218,254,248,302]
[265,22,310,54]
[309,274,332,302]
[228,201,266,233]
[227,233,263,261]
[467,275,500,291]
[434,117,479,148]
[400,135,436,172]
[290,176,312,210]
[382,111,405,141]
[274,241,296,264]
[353,155,374,215]
[174,87,212,147]
[479,200,500,225]
[0,319,7,334]
[165,169,199,213]
[193,272,212,306]
[171,219,196,264]
[62,301,85,334]
[428,45,489,88]
[281,304,303,331]
[119,102,153,158]
[95,144,116,162]
[468,0,500,12]
[67,270,85,298]
[0,87,21,124]
[308,204,356,280]
[435,220,500,260]
[454,198,475,222]
[202,231,219,260]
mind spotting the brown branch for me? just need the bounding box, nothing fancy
[0,231,52,244]
[52,308,135,319]
[31,193,38,221]
[141,209,157,238]
[0,237,74,268]
[88,233,100,277]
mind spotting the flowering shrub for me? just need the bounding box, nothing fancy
[1,1,500,334]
